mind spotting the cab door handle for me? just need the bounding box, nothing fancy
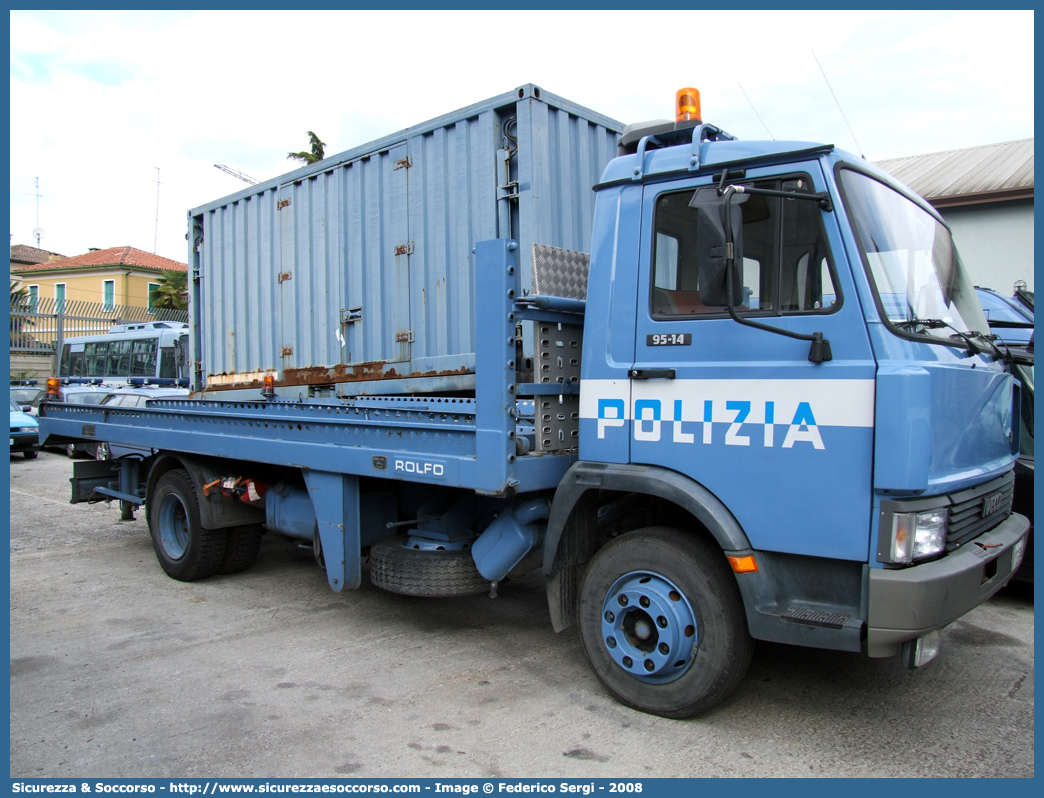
[630,369,676,380]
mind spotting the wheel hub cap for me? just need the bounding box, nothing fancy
[601,571,697,683]
[158,494,190,560]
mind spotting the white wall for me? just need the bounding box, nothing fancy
[940,198,1034,293]
[10,352,53,381]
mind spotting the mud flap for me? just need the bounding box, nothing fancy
[70,459,121,504]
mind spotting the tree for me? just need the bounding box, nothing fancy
[10,280,32,341]
[150,271,188,311]
[287,131,326,165]
[10,280,28,304]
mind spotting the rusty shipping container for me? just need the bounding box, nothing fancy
[189,84,623,397]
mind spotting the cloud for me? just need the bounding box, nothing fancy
[9,9,1034,261]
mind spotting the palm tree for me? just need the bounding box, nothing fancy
[10,280,33,342]
[150,271,188,311]
[10,280,28,304]
[288,131,326,165]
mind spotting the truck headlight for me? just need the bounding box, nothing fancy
[882,509,948,564]
[18,426,36,433]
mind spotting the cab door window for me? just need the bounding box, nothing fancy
[651,177,838,318]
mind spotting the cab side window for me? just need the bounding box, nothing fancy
[651,193,706,315]
[651,177,838,318]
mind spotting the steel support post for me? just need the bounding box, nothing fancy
[303,470,361,591]
[473,239,518,495]
[118,458,139,521]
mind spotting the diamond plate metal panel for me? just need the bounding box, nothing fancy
[530,244,590,300]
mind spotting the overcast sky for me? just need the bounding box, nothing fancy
[9,9,1035,264]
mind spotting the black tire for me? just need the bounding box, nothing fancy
[23,450,38,460]
[65,443,79,458]
[369,535,489,597]
[578,526,754,719]
[148,469,226,581]
[217,525,264,575]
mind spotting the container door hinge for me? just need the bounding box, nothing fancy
[395,330,415,343]
[498,181,520,201]
[278,272,292,283]
[394,242,414,256]
[394,156,412,170]
[281,346,294,356]
[277,198,291,210]
[341,306,363,324]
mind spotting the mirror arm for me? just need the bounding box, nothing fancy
[721,185,833,364]
[718,169,833,210]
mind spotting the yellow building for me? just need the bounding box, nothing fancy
[11,245,186,310]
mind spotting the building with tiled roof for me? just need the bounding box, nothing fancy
[875,139,1034,292]
[11,245,188,310]
[10,243,65,268]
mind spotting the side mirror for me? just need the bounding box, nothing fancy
[695,199,744,307]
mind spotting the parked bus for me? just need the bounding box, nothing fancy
[57,321,189,386]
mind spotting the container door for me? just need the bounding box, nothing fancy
[404,114,501,378]
[339,143,413,367]
[631,162,876,561]
[277,180,305,376]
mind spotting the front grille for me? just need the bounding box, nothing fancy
[946,471,1015,550]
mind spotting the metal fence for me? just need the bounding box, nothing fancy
[9,297,189,354]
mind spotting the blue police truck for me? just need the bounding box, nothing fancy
[40,86,1029,718]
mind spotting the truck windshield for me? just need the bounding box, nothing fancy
[840,168,989,345]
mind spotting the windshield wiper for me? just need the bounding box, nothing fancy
[961,329,1006,360]
[893,318,948,331]
[893,318,1002,359]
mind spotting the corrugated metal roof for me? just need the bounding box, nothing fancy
[874,139,1033,204]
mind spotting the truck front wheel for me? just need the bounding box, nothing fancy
[149,469,227,581]
[578,526,753,718]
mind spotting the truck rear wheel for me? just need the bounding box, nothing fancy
[578,526,753,718]
[149,469,226,581]
[218,525,264,575]
[369,535,489,597]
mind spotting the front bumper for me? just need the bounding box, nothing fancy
[867,512,1030,657]
[9,431,40,454]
